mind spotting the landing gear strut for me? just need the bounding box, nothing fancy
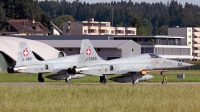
[160,70,167,85]
[38,73,44,82]
[100,75,107,83]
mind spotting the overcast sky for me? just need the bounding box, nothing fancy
[39,0,200,5]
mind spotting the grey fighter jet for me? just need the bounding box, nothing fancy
[47,39,193,84]
[14,42,86,82]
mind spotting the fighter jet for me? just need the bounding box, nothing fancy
[13,42,86,82]
[47,39,193,84]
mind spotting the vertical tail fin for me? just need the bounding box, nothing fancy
[77,39,104,67]
[16,42,39,67]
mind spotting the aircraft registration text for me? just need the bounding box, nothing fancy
[23,57,32,61]
[85,57,97,61]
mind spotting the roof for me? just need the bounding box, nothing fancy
[38,40,132,48]
[108,35,185,39]
[14,35,184,41]
[7,19,51,33]
[0,36,60,61]
[51,22,63,34]
[13,35,110,40]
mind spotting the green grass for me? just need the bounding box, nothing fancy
[0,85,200,112]
[149,70,200,82]
[0,70,200,82]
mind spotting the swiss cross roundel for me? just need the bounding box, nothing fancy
[23,48,29,57]
[86,47,91,56]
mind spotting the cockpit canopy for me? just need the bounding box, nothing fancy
[149,53,162,58]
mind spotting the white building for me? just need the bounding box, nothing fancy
[168,27,200,61]
[63,18,136,35]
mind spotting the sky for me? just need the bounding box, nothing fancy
[39,0,200,5]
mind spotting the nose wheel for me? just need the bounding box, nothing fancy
[38,73,44,82]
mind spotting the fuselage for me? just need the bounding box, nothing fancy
[14,54,80,73]
[79,54,193,75]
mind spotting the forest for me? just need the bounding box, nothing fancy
[0,0,200,35]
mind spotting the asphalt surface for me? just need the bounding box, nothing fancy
[0,82,200,87]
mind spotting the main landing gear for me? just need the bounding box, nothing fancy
[100,75,107,84]
[132,75,139,85]
[38,73,44,82]
[65,75,71,83]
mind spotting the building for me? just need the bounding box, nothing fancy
[109,35,192,61]
[0,19,51,36]
[38,40,141,60]
[168,27,200,61]
[63,18,136,35]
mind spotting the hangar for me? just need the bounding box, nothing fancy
[38,40,141,60]
[0,36,62,72]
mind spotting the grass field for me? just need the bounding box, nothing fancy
[0,84,200,112]
[0,70,200,83]
[0,70,200,112]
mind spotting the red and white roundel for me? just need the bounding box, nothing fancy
[23,48,29,57]
[86,47,91,56]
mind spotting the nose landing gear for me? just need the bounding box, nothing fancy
[160,70,167,85]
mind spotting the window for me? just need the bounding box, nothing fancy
[84,30,87,33]
[132,48,134,52]
[188,41,191,44]
[111,30,114,34]
[69,48,72,51]
[97,48,101,52]
[188,29,191,32]
[188,35,191,38]
[60,48,64,51]
[66,30,69,33]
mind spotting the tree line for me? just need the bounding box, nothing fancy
[1,0,200,35]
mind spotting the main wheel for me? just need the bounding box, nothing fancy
[65,78,71,83]
[38,73,44,82]
[100,75,107,84]
[132,79,139,85]
[102,78,107,84]
[65,75,71,83]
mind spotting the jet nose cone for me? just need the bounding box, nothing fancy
[182,62,194,67]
